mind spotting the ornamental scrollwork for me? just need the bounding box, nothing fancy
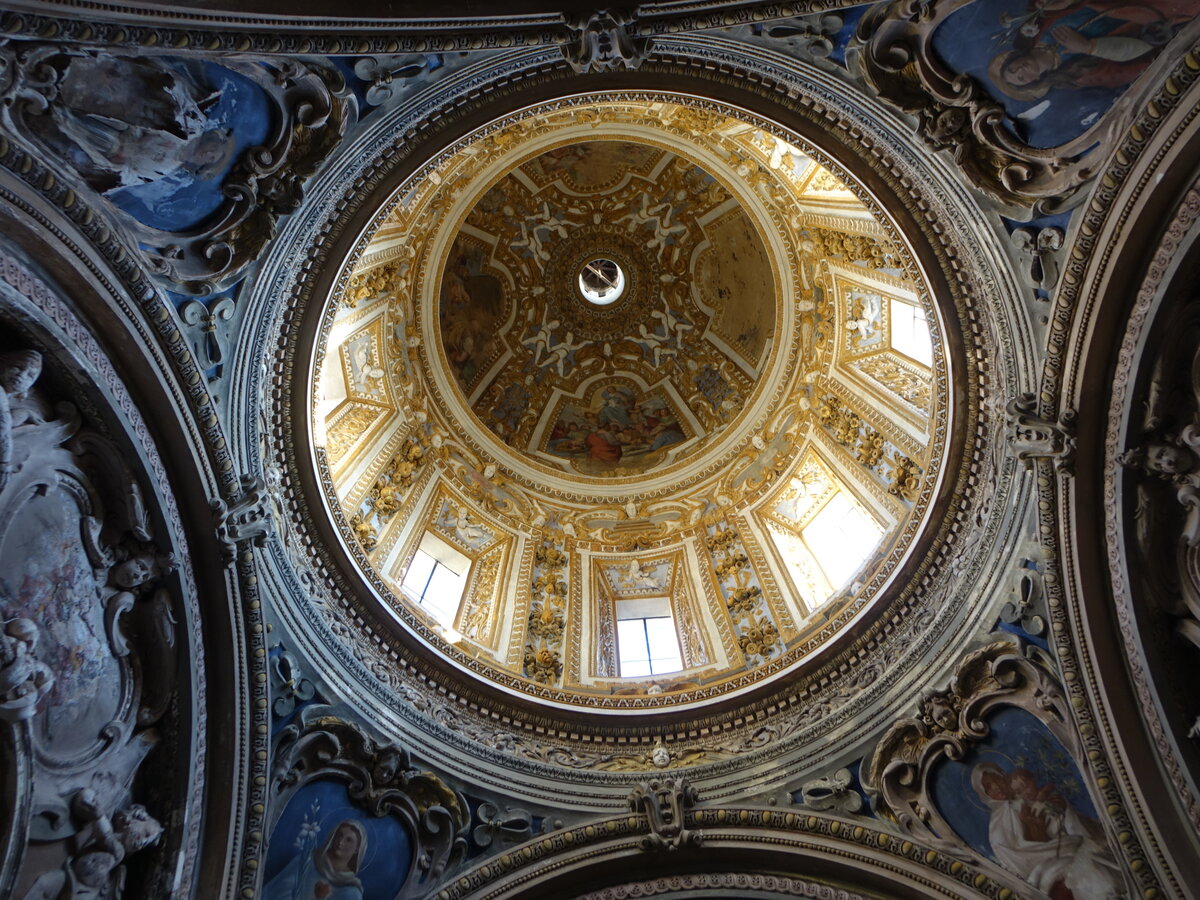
[211,473,271,564]
[864,642,1075,847]
[849,0,1187,212]
[797,768,863,814]
[863,641,1126,897]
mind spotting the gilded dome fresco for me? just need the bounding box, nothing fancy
[312,96,947,708]
[441,138,775,479]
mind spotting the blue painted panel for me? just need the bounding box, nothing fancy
[928,707,1123,897]
[931,0,1193,148]
[264,779,413,900]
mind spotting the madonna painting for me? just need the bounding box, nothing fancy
[263,780,413,900]
[264,819,367,900]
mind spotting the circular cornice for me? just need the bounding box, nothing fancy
[307,92,949,713]
[251,48,1016,796]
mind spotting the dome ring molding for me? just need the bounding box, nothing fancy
[259,58,1006,772]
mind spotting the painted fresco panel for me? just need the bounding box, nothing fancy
[541,382,689,475]
[699,209,775,366]
[931,0,1194,148]
[520,141,664,191]
[264,779,413,900]
[930,707,1123,898]
[0,489,120,758]
[26,54,271,230]
[439,240,507,395]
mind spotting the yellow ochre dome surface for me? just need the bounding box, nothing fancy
[312,96,946,709]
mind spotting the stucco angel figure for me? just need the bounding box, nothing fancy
[263,819,368,900]
[0,350,45,493]
[846,293,881,345]
[0,618,55,722]
[1120,425,1200,544]
[22,791,163,900]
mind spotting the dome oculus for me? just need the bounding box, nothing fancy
[579,258,625,306]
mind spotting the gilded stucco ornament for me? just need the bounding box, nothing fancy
[260,37,1008,797]
[312,93,946,707]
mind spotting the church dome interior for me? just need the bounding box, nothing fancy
[314,97,946,708]
[1,3,1199,900]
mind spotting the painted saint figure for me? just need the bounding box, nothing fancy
[988,0,1191,100]
[264,819,368,900]
[971,762,1122,900]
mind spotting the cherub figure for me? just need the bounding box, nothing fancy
[0,618,55,722]
[0,350,44,492]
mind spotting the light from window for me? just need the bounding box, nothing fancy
[890,299,933,367]
[803,492,883,590]
[401,534,468,628]
[616,596,683,677]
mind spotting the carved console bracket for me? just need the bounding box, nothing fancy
[562,10,653,73]
[627,777,702,851]
[1006,393,1076,474]
[211,474,271,564]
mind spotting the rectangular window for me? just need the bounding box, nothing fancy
[803,492,884,590]
[401,532,469,629]
[615,597,683,677]
[890,299,933,367]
